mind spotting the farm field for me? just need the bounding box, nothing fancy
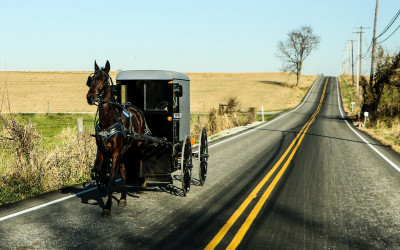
[0,71,318,113]
[189,72,317,112]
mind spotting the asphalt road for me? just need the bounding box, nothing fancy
[1,77,400,249]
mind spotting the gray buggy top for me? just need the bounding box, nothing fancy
[116,70,189,81]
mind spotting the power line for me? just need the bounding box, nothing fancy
[362,40,373,59]
[376,9,400,39]
[370,0,379,86]
[378,23,400,43]
[363,8,400,57]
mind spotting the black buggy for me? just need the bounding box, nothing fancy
[111,70,209,195]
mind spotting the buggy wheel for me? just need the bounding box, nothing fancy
[198,127,209,185]
[181,136,193,196]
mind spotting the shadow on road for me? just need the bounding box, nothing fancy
[59,172,201,210]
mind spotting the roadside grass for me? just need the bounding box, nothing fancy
[0,113,96,205]
[339,76,400,154]
[190,111,278,141]
[339,76,360,117]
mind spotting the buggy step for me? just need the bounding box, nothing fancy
[145,174,173,184]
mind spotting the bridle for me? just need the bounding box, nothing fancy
[87,69,123,142]
[86,69,115,104]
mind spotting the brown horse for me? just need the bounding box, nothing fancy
[86,60,146,216]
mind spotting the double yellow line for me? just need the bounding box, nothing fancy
[205,77,329,250]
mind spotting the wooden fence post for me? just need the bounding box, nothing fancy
[77,117,83,136]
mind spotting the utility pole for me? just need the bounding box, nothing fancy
[354,31,361,91]
[353,26,369,100]
[347,41,351,81]
[370,0,379,86]
[343,45,347,75]
[349,40,355,86]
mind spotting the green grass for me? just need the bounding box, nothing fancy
[10,113,95,149]
[257,113,279,121]
[339,77,353,104]
[339,76,360,116]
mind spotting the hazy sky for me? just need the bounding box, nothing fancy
[0,0,399,76]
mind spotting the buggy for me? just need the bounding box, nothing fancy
[114,70,209,195]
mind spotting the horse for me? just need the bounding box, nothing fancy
[86,60,146,216]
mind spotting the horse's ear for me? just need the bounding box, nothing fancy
[105,60,110,73]
[95,60,99,71]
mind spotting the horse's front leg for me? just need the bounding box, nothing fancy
[139,158,146,188]
[93,147,103,173]
[102,152,122,216]
[138,144,146,188]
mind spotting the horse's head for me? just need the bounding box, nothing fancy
[86,60,111,105]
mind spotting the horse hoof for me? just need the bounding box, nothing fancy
[119,199,126,207]
[102,209,111,216]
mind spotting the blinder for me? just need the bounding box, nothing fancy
[86,75,92,87]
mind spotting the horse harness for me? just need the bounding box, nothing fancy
[94,101,152,157]
[95,111,128,154]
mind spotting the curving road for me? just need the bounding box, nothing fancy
[1,77,400,249]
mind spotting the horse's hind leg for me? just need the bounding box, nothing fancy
[119,162,127,207]
[139,159,146,188]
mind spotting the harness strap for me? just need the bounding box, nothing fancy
[94,94,155,157]
[96,122,127,139]
[95,122,128,155]
[99,99,152,136]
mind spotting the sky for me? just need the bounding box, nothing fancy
[0,0,399,76]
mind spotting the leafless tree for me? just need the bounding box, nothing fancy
[277,26,320,86]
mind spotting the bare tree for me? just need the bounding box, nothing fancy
[277,26,320,86]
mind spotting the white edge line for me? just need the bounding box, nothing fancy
[335,77,400,173]
[0,77,324,222]
[0,186,97,222]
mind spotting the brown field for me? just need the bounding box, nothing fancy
[0,71,317,113]
[188,72,317,112]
